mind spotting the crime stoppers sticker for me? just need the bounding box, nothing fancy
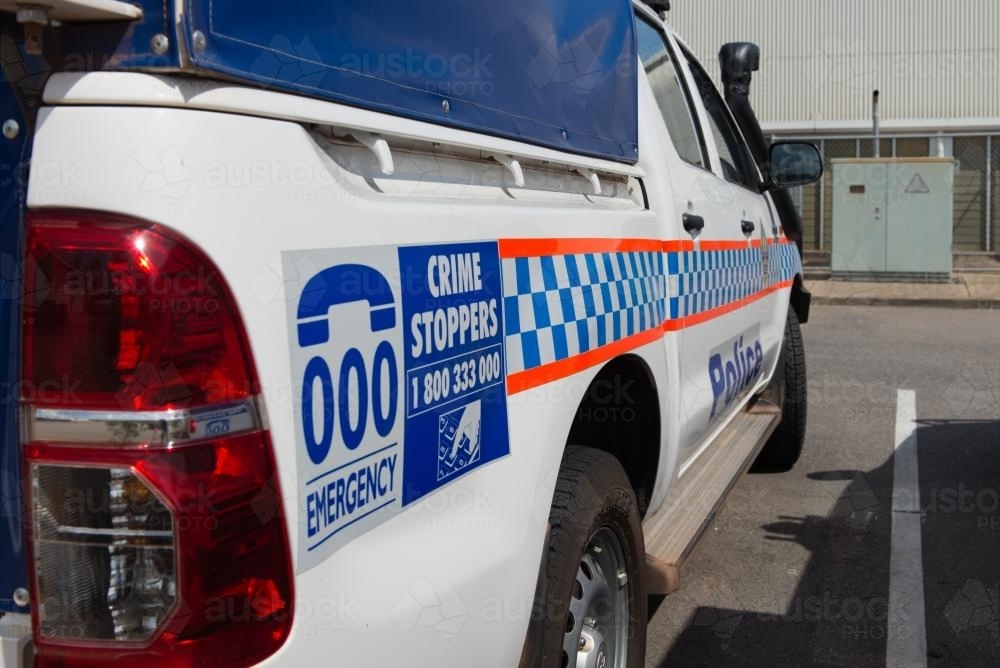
[284,241,510,572]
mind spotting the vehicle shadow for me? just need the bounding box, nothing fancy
[649,419,1000,667]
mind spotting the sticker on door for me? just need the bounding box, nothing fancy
[285,241,510,572]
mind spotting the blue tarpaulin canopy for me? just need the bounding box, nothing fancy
[46,0,639,162]
[185,0,639,162]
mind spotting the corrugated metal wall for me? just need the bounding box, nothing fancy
[669,0,1000,130]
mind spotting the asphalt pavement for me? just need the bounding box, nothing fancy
[645,305,1000,667]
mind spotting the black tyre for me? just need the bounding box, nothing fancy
[540,447,646,668]
[755,308,807,470]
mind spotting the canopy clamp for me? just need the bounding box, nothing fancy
[485,152,525,187]
[351,131,394,176]
[576,168,602,196]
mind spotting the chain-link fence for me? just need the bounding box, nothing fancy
[992,137,998,252]
[820,139,857,251]
[797,159,822,253]
[858,138,893,160]
[953,137,989,251]
[784,134,998,254]
[895,138,929,160]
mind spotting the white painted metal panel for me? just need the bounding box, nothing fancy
[0,0,141,22]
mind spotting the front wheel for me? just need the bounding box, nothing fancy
[755,308,807,470]
[540,446,646,668]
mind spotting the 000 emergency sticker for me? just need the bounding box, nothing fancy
[285,242,510,572]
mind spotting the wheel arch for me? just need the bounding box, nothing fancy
[565,354,661,517]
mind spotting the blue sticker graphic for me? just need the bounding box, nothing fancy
[398,242,510,505]
[289,254,404,569]
[285,241,510,571]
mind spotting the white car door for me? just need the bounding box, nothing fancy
[634,15,751,467]
[680,47,788,401]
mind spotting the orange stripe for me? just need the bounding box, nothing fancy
[661,279,794,332]
[699,239,753,251]
[498,237,794,257]
[507,326,663,394]
[661,239,695,252]
[498,237,662,258]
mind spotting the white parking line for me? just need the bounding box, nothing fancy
[887,389,927,668]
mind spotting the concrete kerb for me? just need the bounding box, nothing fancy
[806,273,1000,309]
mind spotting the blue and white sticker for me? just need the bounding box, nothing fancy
[708,324,763,422]
[284,242,509,572]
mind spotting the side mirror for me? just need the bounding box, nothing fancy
[767,141,823,189]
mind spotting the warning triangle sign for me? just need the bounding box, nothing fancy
[905,173,930,194]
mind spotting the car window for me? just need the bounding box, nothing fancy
[634,17,708,169]
[682,50,759,189]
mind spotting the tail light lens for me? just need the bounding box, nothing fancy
[32,464,176,642]
[22,211,293,667]
[24,212,257,410]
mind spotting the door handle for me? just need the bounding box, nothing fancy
[741,220,755,236]
[682,213,705,235]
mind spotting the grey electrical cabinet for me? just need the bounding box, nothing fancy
[831,158,954,276]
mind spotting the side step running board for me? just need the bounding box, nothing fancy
[643,404,781,594]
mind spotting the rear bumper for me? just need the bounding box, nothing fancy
[0,614,32,668]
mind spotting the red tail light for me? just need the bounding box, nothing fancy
[21,210,293,667]
[24,211,257,410]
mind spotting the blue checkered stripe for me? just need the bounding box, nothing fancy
[668,242,803,319]
[669,246,759,319]
[503,252,667,374]
[768,241,803,288]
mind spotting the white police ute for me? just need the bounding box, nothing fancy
[0,0,821,666]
